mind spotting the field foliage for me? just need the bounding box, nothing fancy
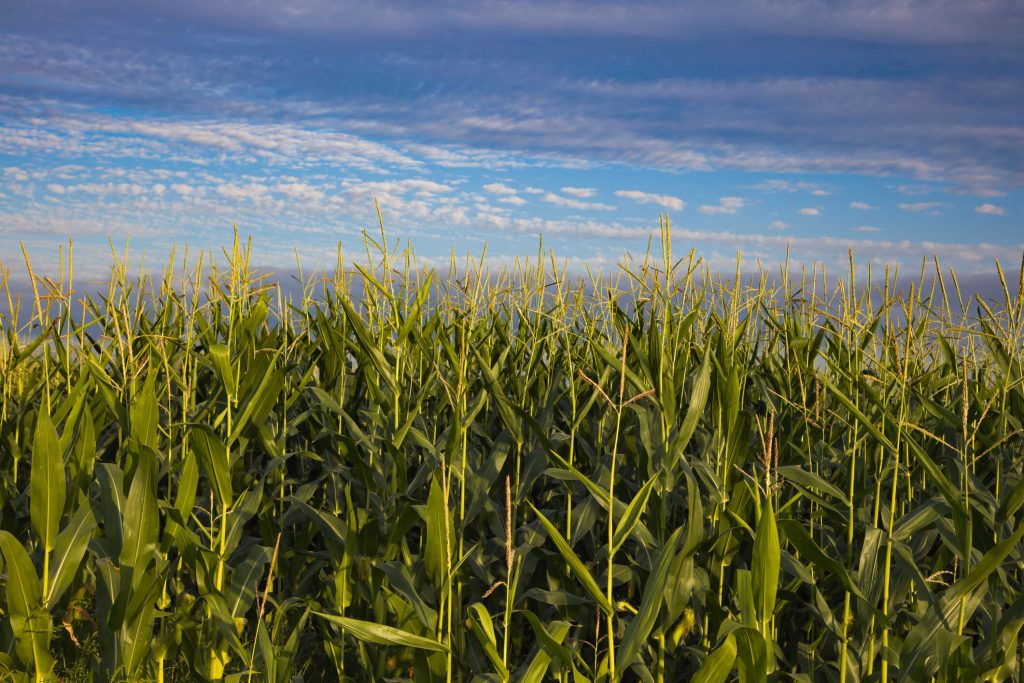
[1,222,1023,682]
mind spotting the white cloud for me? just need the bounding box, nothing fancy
[543,193,615,211]
[799,207,821,216]
[561,186,596,198]
[347,179,453,198]
[768,220,788,230]
[5,167,29,181]
[171,183,194,195]
[216,182,271,203]
[46,183,66,194]
[66,182,147,196]
[83,119,425,172]
[524,187,544,194]
[854,225,881,233]
[498,195,526,205]
[276,182,325,203]
[850,201,875,210]
[614,190,685,211]
[898,202,942,212]
[699,196,745,215]
[894,184,933,196]
[483,182,517,195]
[754,179,828,195]
[975,203,1005,215]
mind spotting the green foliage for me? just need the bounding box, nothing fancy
[1,224,1023,682]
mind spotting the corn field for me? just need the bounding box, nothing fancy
[1,222,1023,682]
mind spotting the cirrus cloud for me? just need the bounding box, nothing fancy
[614,190,684,211]
[699,196,744,215]
[542,192,615,211]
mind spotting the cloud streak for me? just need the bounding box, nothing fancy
[542,192,615,211]
[614,190,684,211]
[699,197,744,215]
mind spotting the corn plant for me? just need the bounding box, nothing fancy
[1,224,1023,682]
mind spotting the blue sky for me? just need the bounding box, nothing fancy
[1,0,1023,277]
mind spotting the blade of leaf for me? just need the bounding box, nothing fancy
[529,502,613,616]
[312,612,448,652]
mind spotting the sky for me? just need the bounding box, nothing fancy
[1,0,1023,279]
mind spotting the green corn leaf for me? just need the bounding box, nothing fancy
[899,521,1024,679]
[751,496,780,624]
[547,451,656,548]
[376,562,438,630]
[529,502,613,616]
[30,407,65,552]
[996,475,1024,525]
[208,342,235,398]
[514,620,572,683]
[190,424,233,509]
[777,465,849,508]
[0,531,52,677]
[947,519,1024,602]
[611,474,659,554]
[667,346,712,476]
[779,520,870,604]
[129,372,159,449]
[681,472,705,557]
[170,449,199,535]
[732,626,770,682]
[616,527,682,668]
[424,477,453,593]
[467,603,509,678]
[0,531,41,631]
[397,271,434,345]
[120,446,159,589]
[518,610,578,672]
[119,568,162,677]
[693,631,736,683]
[94,464,126,560]
[339,296,399,393]
[225,545,272,619]
[229,350,284,443]
[47,505,96,607]
[312,612,448,652]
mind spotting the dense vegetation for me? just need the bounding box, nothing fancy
[1,223,1023,682]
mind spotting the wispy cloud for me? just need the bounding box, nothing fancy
[276,182,326,203]
[561,186,595,198]
[975,203,1006,215]
[19,1,1021,44]
[614,190,684,211]
[899,202,943,212]
[483,182,517,195]
[699,197,744,215]
[894,184,934,196]
[850,201,875,210]
[542,192,615,211]
[853,225,881,233]
[755,179,829,195]
[768,220,788,230]
[799,207,820,216]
